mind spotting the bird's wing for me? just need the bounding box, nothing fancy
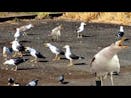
[70,53,79,59]
[56,48,65,55]
[35,52,46,58]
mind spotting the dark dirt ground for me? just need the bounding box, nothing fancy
[0,19,131,86]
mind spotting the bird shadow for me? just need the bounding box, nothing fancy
[60,57,68,60]
[27,34,40,36]
[82,35,94,37]
[18,67,38,70]
[20,40,31,43]
[38,60,49,62]
[61,81,69,84]
[74,63,86,66]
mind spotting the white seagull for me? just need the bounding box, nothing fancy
[25,47,46,63]
[63,45,84,66]
[117,26,124,39]
[26,79,38,86]
[3,57,25,71]
[2,46,13,59]
[90,37,128,86]
[76,22,86,38]
[14,28,21,41]
[10,40,25,57]
[45,43,64,61]
[18,24,34,36]
[48,25,62,41]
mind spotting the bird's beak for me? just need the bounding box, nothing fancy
[117,37,128,48]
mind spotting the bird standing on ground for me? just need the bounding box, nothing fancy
[26,79,39,86]
[14,28,21,41]
[76,22,86,38]
[8,77,20,86]
[48,25,62,41]
[10,40,25,57]
[25,47,45,63]
[44,43,64,61]
[63,45,84,66]
[117,26,124,39]
[90,37,128,86]
[3,57,25,71]
[58,74,64,84]
[18,24,34,36]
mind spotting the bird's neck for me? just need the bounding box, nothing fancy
[66,48,71,54]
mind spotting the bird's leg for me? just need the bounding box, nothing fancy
[3,52,7,58]
[19,52,23,57]
[80,34,83,38]
[14,66,17,71]
[77,32,80,38]
[13,51,19,57]
[100,76,103,86]
[53,55,57,61]
[57,55,61,60]
[110,72,114,86]
[23,32,27,36]
[68,59,73,66]
[34,58,38,63]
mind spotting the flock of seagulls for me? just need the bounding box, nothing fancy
[1,21,128,86]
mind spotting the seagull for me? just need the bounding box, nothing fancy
[10,40,25,57]
[44,43,64,61]
[2,46,13,59]
[90,37,128,86]
[3,57,25,71]
[116,26,124,39]
[25,47,46,63]
[8,77,20,86]
[18,24,34,36]
[63,45,84,66]
[48,25,62,41]
[58,74,64,84]
[76,22,86,38]
[14,28,21,41]
[26,79,39,86]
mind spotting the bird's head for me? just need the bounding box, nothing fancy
[8,77,15,85]
[120,26,124,32]
[63,45,70,49]
[81,22,86,26]
[44,43,51,47]
[25,47,30,51]
[29,24,34,28]
[112,37,128,50]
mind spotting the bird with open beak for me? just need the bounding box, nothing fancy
[90,37,128,86]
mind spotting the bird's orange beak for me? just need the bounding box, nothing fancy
[117,37,128,48]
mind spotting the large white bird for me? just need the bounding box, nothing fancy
[10,40,25,57]
[25,47,46,63]
[63,45,84,66]
[48,25,62,41]
[45,43,64,61]
[3,57,25,71]
[90,37,128,86]
[76,22,86,38]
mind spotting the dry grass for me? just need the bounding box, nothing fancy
[60,12,131,25]
[1,12,131,25]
